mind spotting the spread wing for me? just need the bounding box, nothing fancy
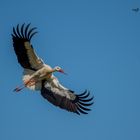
[41,78,94,115]
[12,23,44,71]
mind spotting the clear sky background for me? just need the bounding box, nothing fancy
[0,0,140,140]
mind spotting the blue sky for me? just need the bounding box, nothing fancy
[0,0,140,140]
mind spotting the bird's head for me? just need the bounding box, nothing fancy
[54,66,67,75]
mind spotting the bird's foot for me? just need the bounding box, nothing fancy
[13,86,24,92]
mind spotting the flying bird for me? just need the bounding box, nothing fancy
[12,23,93,115]
[132,8,139,12]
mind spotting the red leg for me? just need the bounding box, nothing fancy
[24,79,36,87]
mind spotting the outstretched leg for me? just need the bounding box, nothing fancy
[13,78,37,92]
[24,78,36,87]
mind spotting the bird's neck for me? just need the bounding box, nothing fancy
[51,68,57,73]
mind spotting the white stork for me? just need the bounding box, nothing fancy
[12,23,94,115]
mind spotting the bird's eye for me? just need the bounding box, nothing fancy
[56,67,60,70]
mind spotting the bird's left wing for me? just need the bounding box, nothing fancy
[41,78,94,115]
[12,23,44,70]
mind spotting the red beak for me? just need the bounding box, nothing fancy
[59,69,67,75]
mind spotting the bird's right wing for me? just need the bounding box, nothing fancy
[12,23,45,71]
[41,78,94,115]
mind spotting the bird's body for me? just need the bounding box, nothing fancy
[12,23,93,115]
[22,65,53,90]
[23,65,65,90]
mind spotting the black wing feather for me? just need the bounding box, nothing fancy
[12,23,37,70]
[25,23,31,39]
[27,27,37,39]
[21,23,25,38]
[41,81,94,115]
[29,31,38,41]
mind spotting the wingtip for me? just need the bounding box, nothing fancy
[12,23,38,41]
[74,90,94,115]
